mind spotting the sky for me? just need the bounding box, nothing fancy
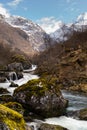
[0,0,87,33]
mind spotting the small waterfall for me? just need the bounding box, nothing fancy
[9,72,18,81]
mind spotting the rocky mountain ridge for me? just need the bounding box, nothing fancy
[50,12,87,42]
[6,15,50,51]
[0,14,50,52]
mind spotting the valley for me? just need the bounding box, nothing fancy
[0,11,87,130]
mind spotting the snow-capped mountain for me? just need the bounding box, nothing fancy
[50,12,87,42]
[0,14,50,51]
[50,23,73,42]
[0,12,87,50]
[74,12,87,32]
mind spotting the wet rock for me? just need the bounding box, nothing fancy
[0,95,14,104]
[4,102,24,115]
[25,124,32,130]
[79,108,87,120]
[0,122,9,130]
[39,123,67,130]
[9,82,18,87]
[17,72,23,79]
[0,88,10,94]
[13,78,68,118]
[6,62,23,71]
[0,104,26,130]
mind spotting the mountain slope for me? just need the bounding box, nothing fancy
[50,12,87,42]
[35,30,87,92]
[5,15,50,51]
[0,19,35,56]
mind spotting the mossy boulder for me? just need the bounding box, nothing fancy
[14,78,68,118]
[0,95,14,104]
[6,62,23,71]
[39,123,67,130]
[4,102,24,115]
[0,104,26,130]
[11,54,31,69]
[79,108,87,120]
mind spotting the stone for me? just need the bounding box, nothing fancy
[9,82,18,87]
[4,102,24,115]
[39,123,67,130]
[79,108,87,120]
[0,95,14,104]
[0,104,26,130]
[6,62,23,71]
[13,78,68,118]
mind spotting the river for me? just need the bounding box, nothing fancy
[0,65,87,130]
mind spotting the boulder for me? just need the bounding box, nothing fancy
[17,72,23,79]
[6,62,23,71]
[79,108,87,120]
[13,78,68,118]
[0,95,14,104]
[0,122,9,130]
[10,82,18,87]
[0,104,26,130]
[39,123,67,130]
[4,102,24,115]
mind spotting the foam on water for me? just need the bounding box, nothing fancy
[0,65,39,94]
[45,116,87,130]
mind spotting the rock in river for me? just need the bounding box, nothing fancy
[13,78,68,118]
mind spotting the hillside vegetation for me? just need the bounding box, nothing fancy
[33,30,87,92]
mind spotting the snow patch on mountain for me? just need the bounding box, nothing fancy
[5,15,49,51]
[50,12,87,42]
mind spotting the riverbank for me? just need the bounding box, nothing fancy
[0,65,87,130]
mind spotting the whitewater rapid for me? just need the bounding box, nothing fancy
[45,116,87,130]
[27,90,87,130]
[0,65,87,130]
[0,65,39,94]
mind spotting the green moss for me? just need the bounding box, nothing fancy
[0,95,14,104]
[4,102,24,115]
[14,77,61,97]
[0,104,25,130]
[11,54,26,63]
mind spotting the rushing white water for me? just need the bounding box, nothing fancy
[62,90,87,112]
[0,65,87,130]
[0,65,39,94]
[26,89,87,130]
[45,116,87,130]
[9,72,18,81]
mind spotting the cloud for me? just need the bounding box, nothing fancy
[0,4,10,17]
[8,0,23,7]
[36,17,63,34]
